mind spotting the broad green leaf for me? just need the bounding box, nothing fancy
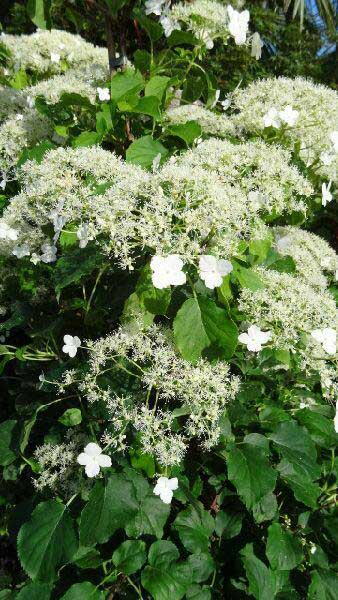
[80,473,138,546]
[167,30,199,46]
[148,540,180,569]
[18,500,77,582]
[240,544,277,600]
[61,582,103,599]
[268,255,296,274]
[58,408,82,426]
[27,0,51,29]
[134,49,151,73]
[18,141,55,166]
[9,69,29,90]
[121,292,154,328]
[215,509,243,539]
[131,96,161,120]
[252,492,278,524]
[113,540,147,575]
[72,546,102,569]
[167,121,202,146]
[173,296,238,363]
[141,562,192,600]
[249,238,271,264]
[186,585,211,600]
[0,420,18,466]
[187,553,215,583]
[72,131,100,148]
[145,76,170,101]
[129,447,155,477]
[125,493,170,539]
[111,68,144,102]
[268,420,320,480]
[53,247,103,297]
[266,522,303,571]
[126,135,168,169]
[226,443,277,511]
[277,459,320,508]
[173,502,214,554]
[232,264,265,291]
[295,409,337,448]
[16,582,52,600]
[308,569,338,600]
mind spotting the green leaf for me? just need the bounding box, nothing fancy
[226,443,277,512]
[141,562,192,600]
[266,523,303,571]
[111,68,144,102]
[18,141,55,167]
[173,502,214,554]
[80,473,138,546]
[148,540,180,569]
[129,448,155,477]
[60,582,103,599]
[166,30,199,46]
[232,264,265,291]
[187,553,215,583]
[308,569,338,600]
[27,0,51,29]
[268,420,320,480]
[145,76,170,101]
[215,509,243,539]
[134,49,151,73]
[167,121,202,146]
[125,493,170,539]
[112,540,147,575]
[277,459,320,509]
[126,135,168,169]
[249,238,271,264]
[0,420,18,466]
[18,500,77,582]
[252,492,278,524]
[58,408,82,426]
[16,583,52,600]
[173,296,238,363]
[186,585,211,600]
[53,247,103,297]
[295,409,337,448]
[130,96,161,120]
[241,544,277,600]
[72,546,102,569]
[72,131,100,148]
[268,255,296,274]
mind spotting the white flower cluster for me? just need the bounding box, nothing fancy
[0,63,108,174]
[238,268,337,397]
[273,226,338,288]
[231,77,338,183]
[169,0,252,49]
[165,104,236,138]
[2,29,107,77]
[174,137,314,216]
[75,325,240,465]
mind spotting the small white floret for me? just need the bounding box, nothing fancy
[62,334,81,358]
[238,325,271,352]
[153,476,178,504]
[77,442,112,478]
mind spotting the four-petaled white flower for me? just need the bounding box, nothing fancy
[311,328,336,355]
[199,255,233,289]
[160,14,180,37]
[239,325,271,352]
[40,243,57,263]
[0,222,18,241]
[62,334,81,358]
[150,255,186,289]
[97,87,110,102]
[251,32,263,60]
[50,52,61,63]
[263,107,281,129]
[77,442,112,478]
[12,244,30,258]
[220,98,231,111]
[227,6,250,45]
[77,223,92,248]
[279,105,299,127]
[321,181,332,207]
[330,131,338,153]
[153,476,178,504]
